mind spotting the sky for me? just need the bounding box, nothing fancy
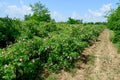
[0,0,119,22]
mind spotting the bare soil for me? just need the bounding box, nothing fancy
[46,29,120,80]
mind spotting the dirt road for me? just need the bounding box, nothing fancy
[86,29,120,80]
[47,29,120,80]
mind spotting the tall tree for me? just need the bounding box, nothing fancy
[25,1,51,22]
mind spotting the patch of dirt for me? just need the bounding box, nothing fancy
[86,29,120,80]
[47,29,120,80]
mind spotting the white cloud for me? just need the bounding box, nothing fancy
[5,5,31,19]
[51,11,82,22]
[71,11,81,19]
[88,4,112,17]
[69,4,113,22]
[0,2,32,19]
[85,4,112,22]
[0,2,113,22]
[88,9,102,17]
[31,3,113,22]
[100,4,112,12]
[5,5,32,19]
[51,11,67,22]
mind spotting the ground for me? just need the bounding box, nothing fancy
[46,29,120,80]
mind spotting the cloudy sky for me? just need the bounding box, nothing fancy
[0,0,119,22]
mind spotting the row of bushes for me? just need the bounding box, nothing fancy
[0,17,57,48]
[0,20,105,79]
[107,5,120,50]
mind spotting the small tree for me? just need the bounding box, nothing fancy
[25,1,51,22]
[67,17,82,24]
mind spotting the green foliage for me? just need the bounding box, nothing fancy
[0,1,105,79]
[0,38,44,80]
[94,22,107,25]
[0,17,19,48]
[107,3,120,49]
[108,6,120,31]
[15,19,57,41]
[25,1,51,22]
[112,31,120,43]
[67,17,83,24]
[0,21,105,79]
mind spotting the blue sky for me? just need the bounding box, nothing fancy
[0,0,119,22]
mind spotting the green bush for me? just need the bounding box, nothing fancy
[43,36,89,72]
[112,31,120,43]
[0,1,106,79]
[67,17,83,24]
[0,17,19,48]
[0,38,44,80]
[107,3,120,49]
[108,6,120,31]
[16,20,57,42]
[0,21,105,79]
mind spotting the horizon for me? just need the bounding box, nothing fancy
[0,0,119,22]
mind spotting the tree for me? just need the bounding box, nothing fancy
[107,2,120,43]
[0,16,19,48]
[67,17,83,24]
[107,6,120,30]
[25,1,51,22]
[24,14,32,21]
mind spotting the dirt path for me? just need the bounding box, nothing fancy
[47,29,120,80]
[86,29,120,80]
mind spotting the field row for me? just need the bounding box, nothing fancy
[0,19,105,79]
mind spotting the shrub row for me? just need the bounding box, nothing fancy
[0,22,105,79]
[107,5,120,50]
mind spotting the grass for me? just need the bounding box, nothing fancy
[109,30,114,41]
[109,30,120,53]
[45,73,57,80]
[115,43,120,53]
[89,55,96,66]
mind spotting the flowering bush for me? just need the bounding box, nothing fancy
[0,17,19,48]
[0,22,105,79]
